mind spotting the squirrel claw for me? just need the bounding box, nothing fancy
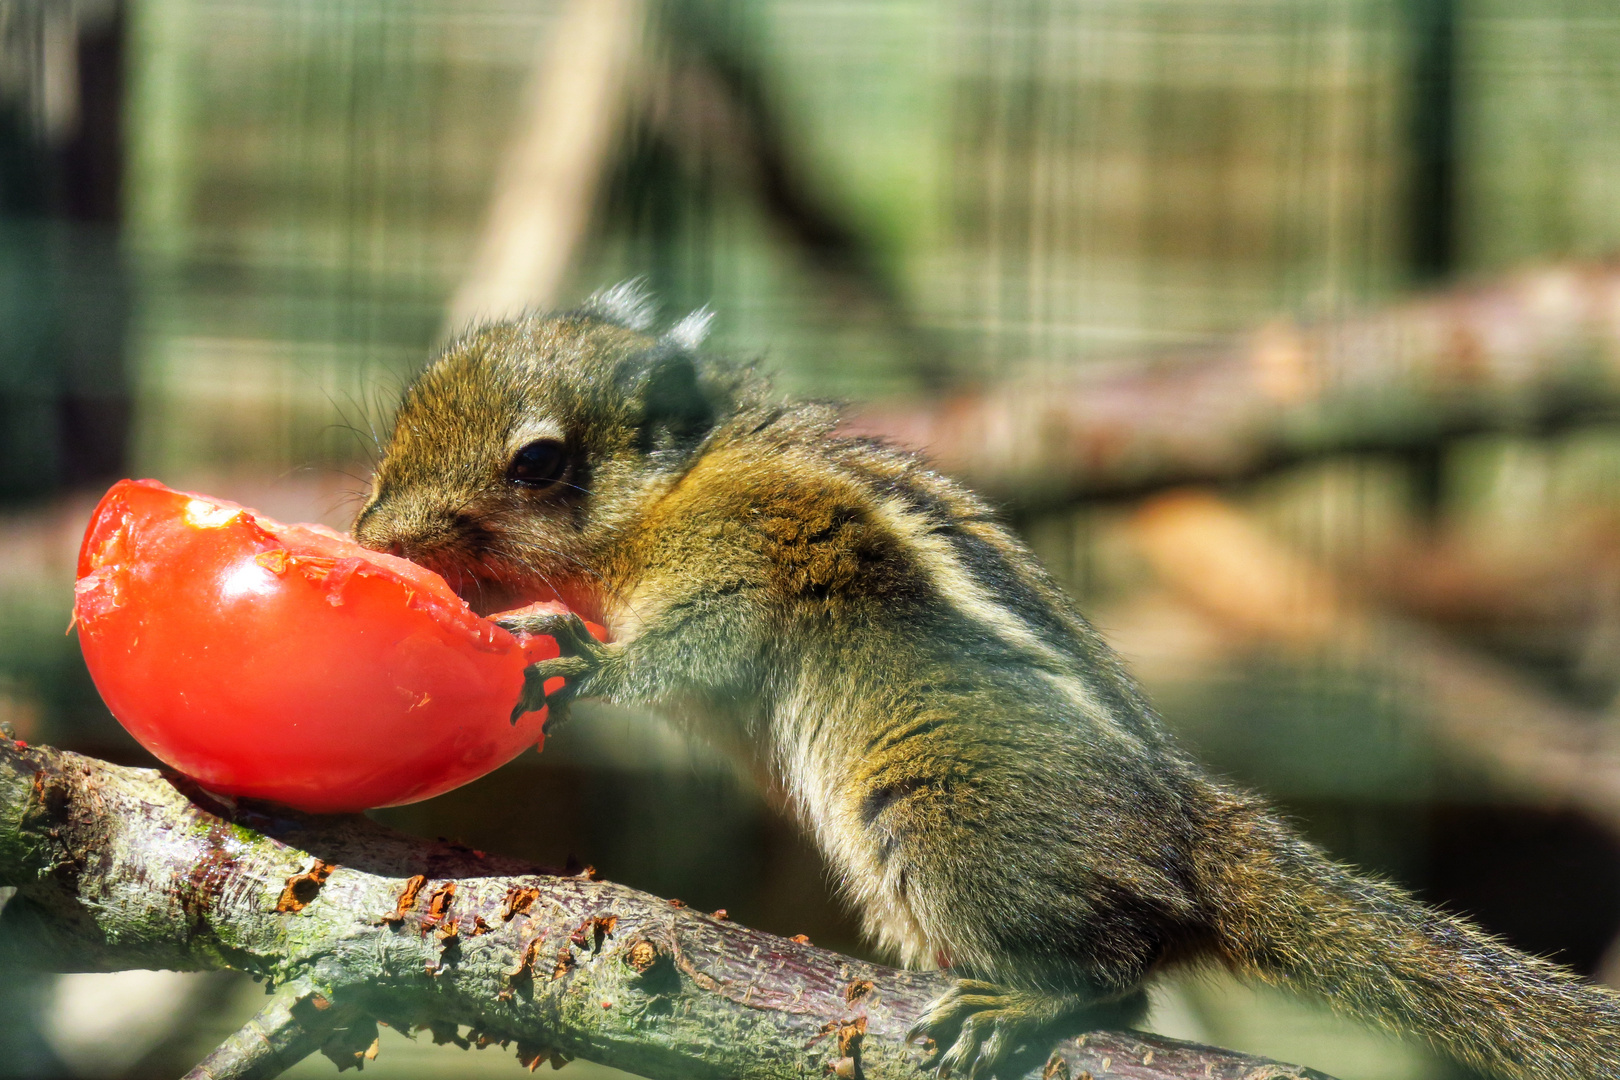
[508,655,591,726]
[909,981,1107,1080]
[909,980,1013,1077]
[500,611,610,726]
[495,610,605,658]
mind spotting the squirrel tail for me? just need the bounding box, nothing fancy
[1197,797,1620,1080]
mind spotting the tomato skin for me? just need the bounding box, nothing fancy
[73,479,599,813]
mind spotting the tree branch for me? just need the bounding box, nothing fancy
[0,741,1335,1080]
[180,985,371,1080]
[1127,490,1620,832]
[849,262,1620,506]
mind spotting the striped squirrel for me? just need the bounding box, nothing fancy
[353,285,1620,1080]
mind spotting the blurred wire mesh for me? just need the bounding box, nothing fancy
[7,0,1620,1078]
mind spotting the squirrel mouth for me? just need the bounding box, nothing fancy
[456,580,537,618]
[374,541,600,621]
[391,550,540,618]
[421,555,595,622]
[449,572,569,620]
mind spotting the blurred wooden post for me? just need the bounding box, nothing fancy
[446,0,646,332]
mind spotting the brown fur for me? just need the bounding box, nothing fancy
[355,295,1620,1080]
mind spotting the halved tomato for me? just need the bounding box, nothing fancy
[73,479,601,812]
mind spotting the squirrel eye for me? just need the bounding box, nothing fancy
[507,439,568,489]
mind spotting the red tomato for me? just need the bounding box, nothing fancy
[73,479,603,812]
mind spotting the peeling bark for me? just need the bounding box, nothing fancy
[0,741,1335,1080]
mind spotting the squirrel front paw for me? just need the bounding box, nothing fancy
[496,610,613,728]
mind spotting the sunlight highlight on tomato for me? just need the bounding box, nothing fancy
[73,479,602,812]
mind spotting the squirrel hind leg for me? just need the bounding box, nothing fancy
[908,981,1148,1080]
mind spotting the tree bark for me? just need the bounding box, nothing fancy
[0,740,1335,1080]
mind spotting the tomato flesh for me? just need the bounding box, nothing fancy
[73,479,601,812]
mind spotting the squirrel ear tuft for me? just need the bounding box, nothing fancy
[580,280,657,331]
[664,307,715,351]
[616,345,717,456]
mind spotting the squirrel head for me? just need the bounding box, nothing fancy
[353,285,734,615]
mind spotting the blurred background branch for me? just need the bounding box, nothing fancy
[1128,489,1620,832]
[852,263,1620,507]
